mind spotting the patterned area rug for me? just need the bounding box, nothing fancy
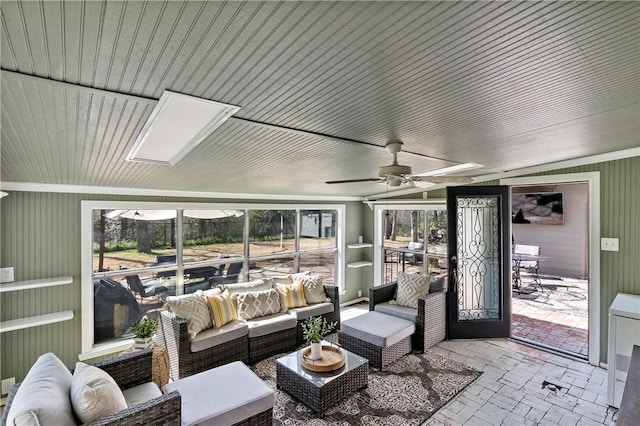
[251,350,482,425]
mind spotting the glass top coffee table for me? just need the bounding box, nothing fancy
[276,343,369,415]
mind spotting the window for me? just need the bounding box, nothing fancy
[373,202,447,286]
[82,202,344,357]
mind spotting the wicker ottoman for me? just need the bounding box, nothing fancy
[338,311,415,370]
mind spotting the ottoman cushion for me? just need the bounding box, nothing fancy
[163,361,274,426]
[341,311,415,348]
[374,302,418,323]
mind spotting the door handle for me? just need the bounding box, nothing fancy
[449,255,457,292]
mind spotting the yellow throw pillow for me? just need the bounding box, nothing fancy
[280,281,307,309]
[205,291,237,328]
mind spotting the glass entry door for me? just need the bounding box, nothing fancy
[446,186,511,338]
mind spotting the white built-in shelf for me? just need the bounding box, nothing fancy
[0,276,73,293]
[347,243,373,249]
[0,310,74,333]
[347,261,373,268]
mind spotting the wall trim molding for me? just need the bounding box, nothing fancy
[0,181,364,202]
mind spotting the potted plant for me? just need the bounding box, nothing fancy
[301,316,337,360]
[131,317,158,349]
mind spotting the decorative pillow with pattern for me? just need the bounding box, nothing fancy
[395,272,430,308]
[235,288,281,320]
[294,275,330,304]
[164,290,212,339]
[275,281,307,310]
[205,290,237,327]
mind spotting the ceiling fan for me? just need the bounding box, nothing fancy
[326,141,474,188]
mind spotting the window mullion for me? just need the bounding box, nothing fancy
[176,210,184,295]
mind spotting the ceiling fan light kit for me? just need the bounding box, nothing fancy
[326,141,476,188]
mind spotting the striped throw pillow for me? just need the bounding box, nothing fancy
[277,281,307,309]
[205,291,237,328]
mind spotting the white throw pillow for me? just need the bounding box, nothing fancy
[70,362,128,424]
[165,290,213,338]
[5,352,76,426]
[294,275,330,304]
[395,272,430,308]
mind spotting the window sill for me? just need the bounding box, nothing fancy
[78,339,134,361]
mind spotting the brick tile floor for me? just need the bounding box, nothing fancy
[512,276,589,358]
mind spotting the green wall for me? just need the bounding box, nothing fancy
[0,193,366,383]
[1,155,637,382]
[369,156,640,364]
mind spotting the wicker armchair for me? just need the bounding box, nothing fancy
[0,350,181,426]
[369,283,446,353]
[159,310,249,380]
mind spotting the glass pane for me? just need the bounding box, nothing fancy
[182,209,245,264]
[249,210,296,256]
[455,197,500,321]
[382,210,425,249]
[94,209,177,272]
[248,256,295,281]
[427,210,447,254]
[299,210,337,251]
[299,252,336,285]
[426,255,448,276]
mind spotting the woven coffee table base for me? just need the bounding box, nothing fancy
[276,355,368,415]
[338,332,412,370]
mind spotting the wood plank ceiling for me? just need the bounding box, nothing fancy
[1,1,638,198]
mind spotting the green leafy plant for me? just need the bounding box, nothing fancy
[301,316,337,344]
[130,317,158,338]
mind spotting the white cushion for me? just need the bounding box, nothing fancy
[341,311,415,348]
[163,361,274,426]
[374,302,418,323]
[165,290,213,339]
[245,313,297,338]
[190,320,249,353]
[70,362,128,424]
[224,279,273,296]
[5,353,75,426]
[294,275,330,304]
[287,302,334,321]
[122,382,163,407]
[395,272,430,308]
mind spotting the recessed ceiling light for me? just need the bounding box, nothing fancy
[127,91,240,166]
[417,162,484,176]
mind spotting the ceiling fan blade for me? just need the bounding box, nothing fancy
[413,176,473,184]
[325,177,382,184]
[413,180,436,189]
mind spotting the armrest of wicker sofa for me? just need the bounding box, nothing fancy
[323,285,341,326]
[368,282,398,311]
[416,290,446,352]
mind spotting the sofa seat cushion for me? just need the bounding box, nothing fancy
[341,311,415,348]
[5,352,76,426]
[163,361,274,426]
[245,313,297,338]
[374,302,418,323]
[190,320,248,353]
[122,382,163,407]
[287,302,334,321]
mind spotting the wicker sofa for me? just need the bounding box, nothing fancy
[369,280,446,353]
[1,350,181,426]
[160,276,340,379]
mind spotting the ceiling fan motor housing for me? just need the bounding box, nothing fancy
[379,164,412,177]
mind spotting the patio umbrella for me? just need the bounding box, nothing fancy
[104,209,244,220]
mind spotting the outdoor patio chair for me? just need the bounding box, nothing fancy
[513,244,542,290]
[405,241,424,265]
[210,262,242,285]
[126,274,168,303]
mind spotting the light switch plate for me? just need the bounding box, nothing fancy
[601,238,619,252]
[0,267,14,283]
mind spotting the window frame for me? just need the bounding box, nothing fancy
[81,200,345,359]
[372,200,447,286]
